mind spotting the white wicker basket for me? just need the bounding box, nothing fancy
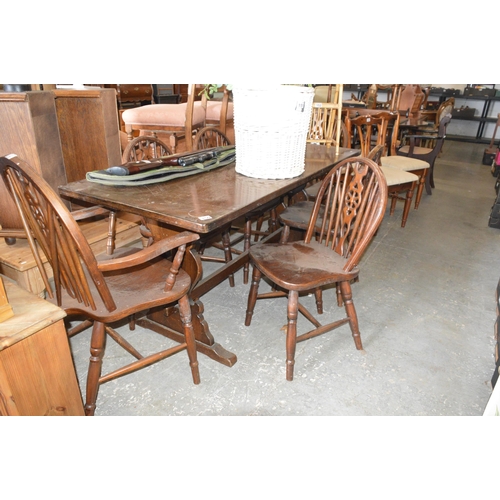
[233,85,314,179]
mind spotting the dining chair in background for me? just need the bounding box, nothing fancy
[392,113,452,197]
[345,112,418,227]
[192,126,284,286]
[0,154,201,415]
[121,83,207,153]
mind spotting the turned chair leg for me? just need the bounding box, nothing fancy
[178,295,200,385]
[221,229,235,287]
[106,210,117,255]
[401,186,415,227]
[85,321,106,416]
[339,281,363,351]
[286,290,299,381]
[243,219,253,284]
[245,266,262,326]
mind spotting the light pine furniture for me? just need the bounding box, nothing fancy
[0,277,84,416]
[0,276,13,322]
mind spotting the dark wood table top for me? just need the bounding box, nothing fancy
[59,144,360,234]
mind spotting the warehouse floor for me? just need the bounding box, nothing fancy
[68,140,500,416]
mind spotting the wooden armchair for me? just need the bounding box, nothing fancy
[0,154,201,416]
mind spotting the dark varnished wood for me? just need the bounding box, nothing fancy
[0,155,201,415]
[397,113,452,194]
[58,145,360,367]
[0,91,67,230]
[59,145,359,234]
[244,157,388,380]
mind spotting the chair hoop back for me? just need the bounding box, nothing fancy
[0,154,116,312]
[122,135,172,163]
[348,111,399,157]
[306,156,388,272]
[193,126,232,151]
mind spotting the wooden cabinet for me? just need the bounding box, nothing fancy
[105,84,153,109]
[0,91,67,229]
[0,88,122,224]
[174,84,189,103]
[0,277,84,416]
[53,88,122,184]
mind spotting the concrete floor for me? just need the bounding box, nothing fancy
[68,140,500,416]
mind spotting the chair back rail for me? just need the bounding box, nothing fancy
[305,157,387,272]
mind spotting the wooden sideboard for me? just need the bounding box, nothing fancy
[0,277,84,416]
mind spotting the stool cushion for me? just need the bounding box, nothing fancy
[380,166,419,187]
[206,101,234,121]
[122,102,206,127]
[381,155,430,171]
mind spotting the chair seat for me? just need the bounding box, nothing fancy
[305,181,321,199]
[51,248,192,323]
[381,155,430,171]
[279,201,323,231]
[250,240,358,291]
[380,165,419,186]
[206,101,234,121]
[122,102,206,128]
[397,145,433,156]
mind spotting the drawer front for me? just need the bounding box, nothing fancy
[116,84,152,101]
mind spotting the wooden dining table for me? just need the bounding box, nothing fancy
[59,144,360,368]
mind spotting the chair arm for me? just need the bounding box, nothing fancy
[97,231,199,272]
[71,205,112,221]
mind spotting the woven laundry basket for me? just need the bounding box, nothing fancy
[233,85,314,179]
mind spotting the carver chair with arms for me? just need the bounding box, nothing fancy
[0,154,201,416]
[244,156,388,381]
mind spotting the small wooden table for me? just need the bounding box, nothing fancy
[58,144,359,368]
[0,277,84,416]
